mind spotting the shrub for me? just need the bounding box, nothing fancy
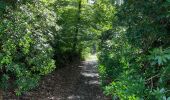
[0,0,58,95]
[98,0,170,99]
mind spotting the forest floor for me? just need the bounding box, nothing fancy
[4,55,110,100]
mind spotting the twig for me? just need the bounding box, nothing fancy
[151,78,153,91]
[145,74,160,82]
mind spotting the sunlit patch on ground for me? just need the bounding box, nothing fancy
[81,72,99,77]
[67,95,81,99]
[85,80,100,85]
[85,54,98,61]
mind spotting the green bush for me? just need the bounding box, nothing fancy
[0,0,58,95]
[98,0,170,99]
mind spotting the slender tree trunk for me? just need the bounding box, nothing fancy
[0,89,3,100]
[72,0,82,52]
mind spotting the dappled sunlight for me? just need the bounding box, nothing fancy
[47,96,58,100]
[70,60,108,100]
[42,60,106,100]
[85,80,100,85]
[85,54,98,61]
[80,59,100,86]
[81,72,99,77]
[45,95,82,100]
[4,53,109,100]
[67,95,81,99]
[2,0,168,99]
[78,66,83,68]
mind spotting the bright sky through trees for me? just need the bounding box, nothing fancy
[89,0,95,4]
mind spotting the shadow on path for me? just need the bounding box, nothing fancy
[4,58,110,100]
[70,60,108,100]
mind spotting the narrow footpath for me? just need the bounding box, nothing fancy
[4,55,110,100]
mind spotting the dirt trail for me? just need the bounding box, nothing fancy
[4,56,110,100]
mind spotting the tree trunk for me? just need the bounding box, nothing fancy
[0,89,3,100]
[72,0,82,52]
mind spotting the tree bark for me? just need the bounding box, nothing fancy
[72,0,82,52]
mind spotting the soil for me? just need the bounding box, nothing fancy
[3,59,111,100]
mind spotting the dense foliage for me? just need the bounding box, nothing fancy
[0,0,58,95]
[53,0,97,64]
[53,0,83,65]
[98,0,170,99]
[0,0,170,99]
[0,0,96,96]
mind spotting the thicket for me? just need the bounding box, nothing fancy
[98,0,170,99]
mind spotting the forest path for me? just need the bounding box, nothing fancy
[4,55,110,100]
